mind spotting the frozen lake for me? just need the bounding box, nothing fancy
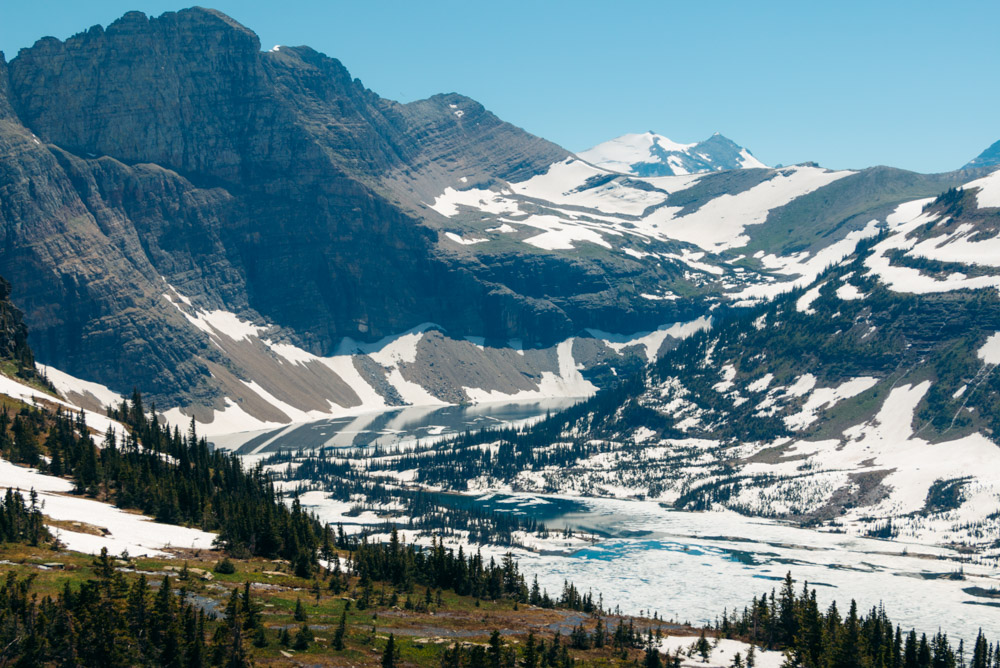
[210,397,582,454]
[494,495,1000,641]
[221,398,1000,641]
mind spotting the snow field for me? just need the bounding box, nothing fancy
[657,637,784,668]
[0,457,216,557]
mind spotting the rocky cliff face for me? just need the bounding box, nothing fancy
[0,274,36,376]
[0,8,664,418]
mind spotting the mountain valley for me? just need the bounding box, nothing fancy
[0,6,999,666]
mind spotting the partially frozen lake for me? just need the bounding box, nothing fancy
[216,398,1000,641]
[210,397,582,454]
[496,495,1000,641]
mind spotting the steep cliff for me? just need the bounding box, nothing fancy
[0,8,649,417]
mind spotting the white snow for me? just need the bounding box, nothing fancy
[429,187,519,217]
[485,223,516,233]
[746,373,773,393]
[735,218,882,304]
[737,148,768,170]
[713,364,737,393]
[0,457,215,557]
[658,637,784,668]
[463,338,597,403]
[835,283,865,301]
[512,158,680,216]
[865,203,1000,294]
[164,290,267,342]
[164,399,275,437]
[786,374,817,397]
[578,132,695,174]
[796,282,826,314]
[519,214,614,250]
[0,370,122,437]
[444,232,488,245]
[907,222,1000,267]
[40,364,122,409]
[0,458,74,493]
[643,166,853,253]
[977,332,1000,364]
[588,317,712,364]
[784,377,879,430]
[962,169,1000,209]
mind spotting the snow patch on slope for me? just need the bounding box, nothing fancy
[0,370,121,436]
[962,169,1000,209]
[40,365,122,409]
[977,332,1000,364]
[578,132,695,173]
[784,377,879,430]
[866,202,1000,293]
[587,316,712,364]
[643,166,853,252]
[0,457,215,557]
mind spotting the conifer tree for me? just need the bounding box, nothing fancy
[382,633,398,668]
[294,597,307,621]
[333,608,347,651]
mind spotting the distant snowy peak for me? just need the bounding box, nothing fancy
[578,131,767,176]
[963,139,1000,170]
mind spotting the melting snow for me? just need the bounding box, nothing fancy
[40,364,121,409]
[977,332,1000,364]
[836,283,865,300]
[865,203,1000,294]
[796,282,826,314]
[784,377,879,430]
[642,166,853,253]
[962,169,1000,209]
[587,317,712,364]
[0,457,215,557]
[444,232,488,245]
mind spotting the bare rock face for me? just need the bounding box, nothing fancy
[0,8,653,412]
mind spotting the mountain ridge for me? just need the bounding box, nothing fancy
[0,6,994,435]
[964,139,1000,170]
[0,7,683,421]
[578,130,766,176]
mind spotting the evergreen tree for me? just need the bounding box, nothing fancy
[382,633,399,668]
[333,608,347,651]
[293,597,307,622]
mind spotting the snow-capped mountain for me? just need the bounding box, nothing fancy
[577,131,766,176]
[2,6,998,442]
[426,168,1000,555]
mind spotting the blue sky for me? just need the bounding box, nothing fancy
[2,1,997,173]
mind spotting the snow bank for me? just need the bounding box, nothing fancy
[962,169,1000,209]
[658,636,784,668]
[977,332,1000,364]
[0,457,215,557]
[0,370,122,436]
[643,166,853,253]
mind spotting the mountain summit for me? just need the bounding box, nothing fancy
[577,131,766,176]
[963,139,1000,170]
